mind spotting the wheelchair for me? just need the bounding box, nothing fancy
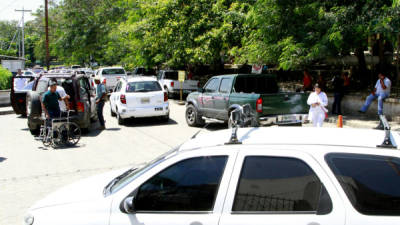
[38,110,81,148]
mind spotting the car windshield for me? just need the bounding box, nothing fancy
[126,81,162,92]
[109,146,180,194]
[102,68,125,75]
[164,71,178,80]
[326,153,400,216]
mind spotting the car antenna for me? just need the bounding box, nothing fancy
[377,115,397,149]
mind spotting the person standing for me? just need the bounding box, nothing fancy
[307,83,328,127]
[303,69,313,91]
[95,77,106,130]
[359,72,391,115]
[331,73,344,115]
[42,80,70,119]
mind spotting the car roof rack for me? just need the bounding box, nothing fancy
[377,115,397,149]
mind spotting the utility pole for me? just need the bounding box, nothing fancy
[15,7,32,59]
[45,0,50,70]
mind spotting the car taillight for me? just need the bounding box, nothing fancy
[171,81,174,87]
[256,98,263,113]
[120,94,126,104]
[77,102,85,113]
[164,92,168,102]
[102,79,106,84]
[198,82,201,88]
[18,99,24,103]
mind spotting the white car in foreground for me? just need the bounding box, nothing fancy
[109,76,169,124]
[24,125,400,225]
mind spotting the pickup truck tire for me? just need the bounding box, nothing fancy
[186,105,205,127]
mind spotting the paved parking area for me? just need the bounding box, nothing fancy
[0,100,396,224]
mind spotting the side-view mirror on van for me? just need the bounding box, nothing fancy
[120,196,135,214]
[197,87,204,93]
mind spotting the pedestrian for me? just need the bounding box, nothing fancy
[95,76,106,130]
[331,73,344,115]
[303,69,313,91]
[42,80,70,120]
[307,83,328,127]
[14,69,27,91]
[359,72,391,115]
[317,73,327,91]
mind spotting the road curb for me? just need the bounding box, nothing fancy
[0,110,14,116]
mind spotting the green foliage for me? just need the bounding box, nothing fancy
[0,65,12,90]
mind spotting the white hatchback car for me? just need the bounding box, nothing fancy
[109,76,169,124]
[24,126,400,225]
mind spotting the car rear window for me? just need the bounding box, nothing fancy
[326,153,400,216]
[126,81,162,93]
[234,76,279,94]
[164,71,178,80]
[102,69,125,75]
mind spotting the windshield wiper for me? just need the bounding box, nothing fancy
[103,168,137,196]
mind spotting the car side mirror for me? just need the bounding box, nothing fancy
[316,185,332,215]
[120,196,135,214]
[198,87,204,93]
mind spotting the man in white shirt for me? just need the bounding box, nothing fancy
[14,70,28,91]
[359,73,391,115]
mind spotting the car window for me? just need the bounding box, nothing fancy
[219,78,232,94]
[234,76,279,94]
[204,78,219,93]
[79,78,90,96]
[326,153,400,216]
[126,81,162,93]
[36,78,49,92]
[135,156,228,212]
[102,68,125,75]
[164,71,179,80]
[233,156,329,213]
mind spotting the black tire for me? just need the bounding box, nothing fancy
[26,91,41,117]
[29,126,40,136]
[161,114,169,123]
[117,113,124,125]
[185,104,205,127]
[110,104,116,117]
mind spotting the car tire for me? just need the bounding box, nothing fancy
[162,114,169,123]
[110,104,116,117]
[28,120,40,136]
[185,104,205,127]
[117,113,124,125]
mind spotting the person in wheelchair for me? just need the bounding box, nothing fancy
[41,80,70,120]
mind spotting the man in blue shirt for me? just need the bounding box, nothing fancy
[42,80,70,119]
[359,72,391,115]
[95,77,106,130]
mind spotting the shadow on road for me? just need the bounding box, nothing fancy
[83,127,122,137]
[0,157,7,162]
[122,118,178,127]
[204,122,227,131]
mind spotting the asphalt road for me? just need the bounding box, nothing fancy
[0,101,224,225]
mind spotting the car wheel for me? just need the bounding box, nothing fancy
[185,105,204,127]
[29,127,40,136]
[162,114,169,123]
[110,104,116,117]
[117,113,124,125]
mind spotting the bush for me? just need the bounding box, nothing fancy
[0,65,12,90]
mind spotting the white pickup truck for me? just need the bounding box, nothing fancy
[157,70,199,98]
[96,67,127,92]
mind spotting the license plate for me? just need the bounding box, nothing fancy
[154,107,163,111]
[141,98,150,104]
[281,115,297,122]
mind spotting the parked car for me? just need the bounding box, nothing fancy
[26,72,97,135]
[23,126,400,225]
[132,67,156,77]
[110,76,169,125]
[95,67,127,92]
[157,70,199,98]
[185,74,309,127]
[10,74,37,116]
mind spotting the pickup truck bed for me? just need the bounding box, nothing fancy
[185,74,309,127]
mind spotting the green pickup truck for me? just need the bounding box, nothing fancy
[185,74,309,127]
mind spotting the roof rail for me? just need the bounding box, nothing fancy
[377,115,397,149]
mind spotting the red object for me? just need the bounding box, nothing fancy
[120,94,126,104]
[170,81,174,88]
[102,79,106,84]
[164,92,168,102]
[18,99,24,103]
[303,75,312,90]
[256,98,263,113]
[337,115,343,128]
[76,102,85,112]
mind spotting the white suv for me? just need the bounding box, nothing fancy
[96,67,127,91]
[109,76,169,124]
[24,127,400,225]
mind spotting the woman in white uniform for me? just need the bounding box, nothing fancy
[307,83,328,127]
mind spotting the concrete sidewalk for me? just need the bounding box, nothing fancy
[0,106,14,115]
[325,114,400,130]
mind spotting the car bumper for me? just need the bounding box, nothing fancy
[169,89,196,94]
[259,114,308,126]
[118,103,169,119]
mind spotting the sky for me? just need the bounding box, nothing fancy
[0,0,46,22]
